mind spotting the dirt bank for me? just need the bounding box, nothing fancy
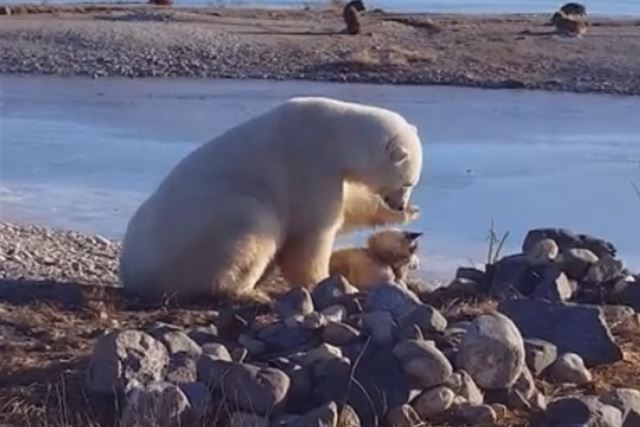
[0,4,639,94]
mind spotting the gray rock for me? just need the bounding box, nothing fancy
[609,279,640,312]
[121,381,190,427]
[623,409,640,427]
[544,396,623,427]
[600,388,640,415]
[178,382,209,419]
[323,322,361,346]
[298,343,343,368]
[498,299,622,367]
[275,287,314,318]
[196,360,290,415]
[228,412,269,427]
[456,313,525,389]
[524,338,558,375]
[301,312,327,330]
[312,275,359,311]
[201,342,232,361]
[359,311,395,347]
[584,254,625,285]
[532,267,573,301]
[153,330,202,357]
[560,248,599,280]
[399,304,448,335]
[364,282,421,321]
[321,305,346,323]
[451,403,497,425]
[489,254,539,298]
[86,330,169,395]
[549,353,592,385]
[187,325,220,346]
[147,322,183,336]
[285,401,338,427]
[165,353,197,383]
[311,356,352,405]
[257,322,314,351]
[394,340,453,388]
[508,367,537,409]
[347,346,418,426]
[447,371,484,405]
[385,404,423,427]
[238,333,267,355]
[525,238,559,262]
[522,228,616,259]
[412,386,455,418]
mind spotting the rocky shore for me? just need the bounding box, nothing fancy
[1,4,639,95]
[1,221,639,426]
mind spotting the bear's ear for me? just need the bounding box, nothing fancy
[385,136,409,165]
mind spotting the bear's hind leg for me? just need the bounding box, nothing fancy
[277,229,336,287]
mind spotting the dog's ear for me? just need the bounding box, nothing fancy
[404,231,423,241]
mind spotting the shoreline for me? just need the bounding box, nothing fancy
[0,5,639,95]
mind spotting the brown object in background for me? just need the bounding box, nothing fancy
[343,0,366,35]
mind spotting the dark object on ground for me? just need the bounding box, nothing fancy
[148,0,173,5]
[560,2,587,17]
[343,0,366,35]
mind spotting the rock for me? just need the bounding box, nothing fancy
[532,267,573,301]
[153,330,202,357]
[275,287,314,318]
[178,382,209,418]
[201,342,232,361]
[364,283,421,321]
[386,404,423,427]
[280,363,312,406]
[447,371,484,405]
[522,228,616,258]
[560,248,599,279]
[323,321,361,346]
[498,299,622,367]
[165,353,197,383]
[507,367,537,409]
[609,279,640,312]
[347,346,417,426]
[311,356,352,405]
[623,409,640,427]
[544,396,623,427]
[147,322,183,336]
[394,340,453,388]
[188,325,220,346]
[338,404,361,427]
[584,254,625,285]
[549,353,592,384]
[121,381,190,427]
[312,275,359,311]
[238,333,267,355]
[524,238,559,262]
[451,403,497,425]
[321,305,346,323]
[86,330,169,394]
[456,313,525,389]
[359,311,395,346]
[301,312,328,330]
[600,388,640,415]
[257,322,314,351]
[489,254,539,298]
[523,338,558,375]
[398,304,448,335]
[228,412,269,427]
[456,267,489,288]
[412,386,455,418]
[298,343,343,368]
[196,360,289,415]
[285,401,338,427]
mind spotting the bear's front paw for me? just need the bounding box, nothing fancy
[404,204,420,222]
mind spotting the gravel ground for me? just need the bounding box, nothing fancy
[0,5,639,94]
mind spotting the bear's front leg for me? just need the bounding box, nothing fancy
[277,230,337,287]
[339,182,420,235]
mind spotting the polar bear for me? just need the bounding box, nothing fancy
[119,97,423,302]
[330,229,423,290]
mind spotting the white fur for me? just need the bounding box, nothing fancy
[119,97,423,300]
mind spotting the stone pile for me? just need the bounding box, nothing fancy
[85,228,640,426]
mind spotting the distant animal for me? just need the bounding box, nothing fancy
[329,229,423,290]
[551,11,588,37]
[343,0,366,35]
[148,0,173,5]
[560,2,587,17]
